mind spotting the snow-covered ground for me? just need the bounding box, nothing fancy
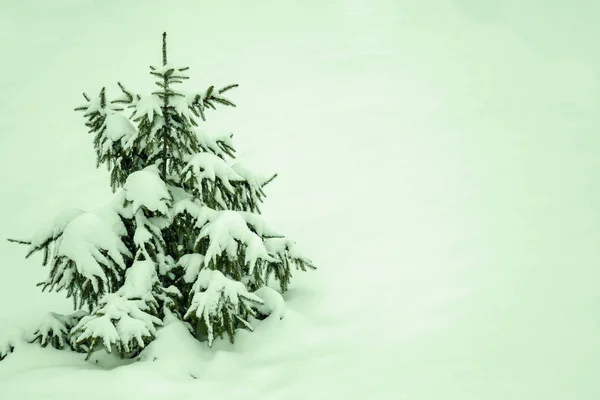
[1,0,600,398]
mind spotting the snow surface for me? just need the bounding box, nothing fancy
[2,1,600,399]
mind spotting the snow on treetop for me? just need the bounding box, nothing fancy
[151,63,189,76]
[183,152,245,191]
[80,95,112,116]
[55,209,131,291]
[124,166,171,215]
[104,111,136,142]
[198,210,277,274]
[131,94,163,123]
[111,83,139,105]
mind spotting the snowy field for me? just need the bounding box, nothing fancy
[1,0,600,399]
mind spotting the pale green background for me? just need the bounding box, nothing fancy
[0,0,599,399]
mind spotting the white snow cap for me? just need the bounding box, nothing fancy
[124,166,171,215]
[151,63,189,75]
[82,95,107,116]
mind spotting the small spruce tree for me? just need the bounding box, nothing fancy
[3,33,315,361]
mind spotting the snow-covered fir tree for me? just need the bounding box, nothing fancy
[2,33,314,361]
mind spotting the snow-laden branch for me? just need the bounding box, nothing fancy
[28,201,132,310]
[72,259,163,359]
[183,268,262,347]
[197,210,277,275]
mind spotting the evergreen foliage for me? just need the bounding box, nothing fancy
[5,33,315,361]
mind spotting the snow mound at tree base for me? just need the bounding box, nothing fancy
[135,317,213,380]
[0,296,373,400]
